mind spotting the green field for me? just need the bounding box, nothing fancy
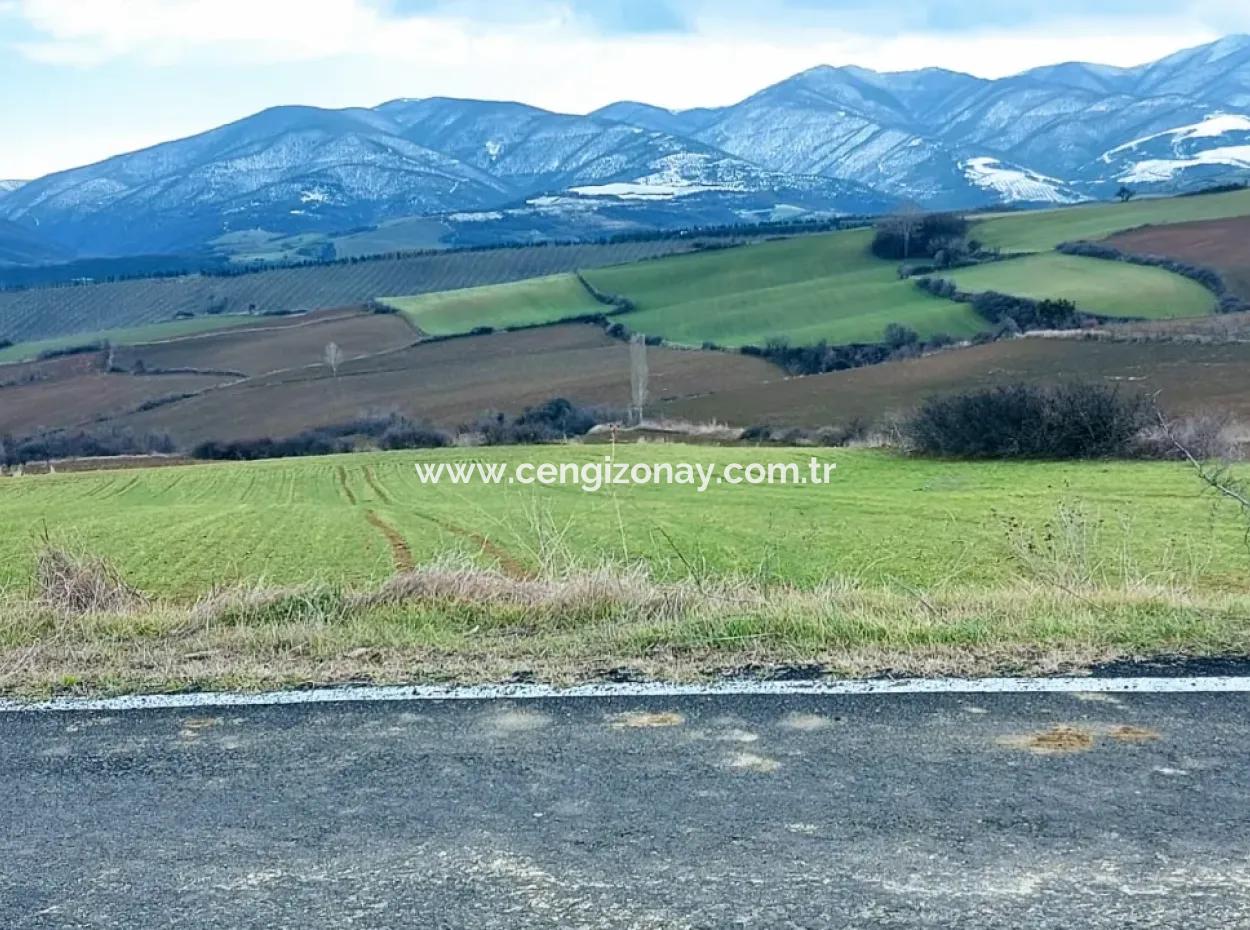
[933,253,1216,319]
[380,273,602,335]
[582,230,985,347]
[975,188,1250,253]
[1,445,1244,597]
[0,314,272,365]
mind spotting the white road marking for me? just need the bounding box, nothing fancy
[2,675,1249,713]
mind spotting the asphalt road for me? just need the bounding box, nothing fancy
[3,690,1249,929]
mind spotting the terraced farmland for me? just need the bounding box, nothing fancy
[932,253,1216,319]
[0,314,275,365]
[0,239,697,346]
[381,274,600,336]
[582,230,985,347]
[1,445,1245,597]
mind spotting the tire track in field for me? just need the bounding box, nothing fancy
[410,511,528,579]
[366,510,414,572]
[335,465,358,505]
[362,465,392,504]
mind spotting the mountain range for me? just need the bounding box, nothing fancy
[4,35,1250,262]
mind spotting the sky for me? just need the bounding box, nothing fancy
[1,0,1249,179]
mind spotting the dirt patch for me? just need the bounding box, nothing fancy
[998,725,1096,755]
[999,722,1163,754]
[1110,725,1161,744]
[366,511,414,572]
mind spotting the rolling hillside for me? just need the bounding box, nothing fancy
[931,253,1216,318]
[582,230,983,346]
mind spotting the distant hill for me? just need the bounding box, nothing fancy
[0,217,71,266]
[3,36,1250,259]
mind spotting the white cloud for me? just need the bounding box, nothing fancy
[4,1,1225,100]
[0,0,1237,176]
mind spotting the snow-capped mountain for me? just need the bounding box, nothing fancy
[4,35,1250,261]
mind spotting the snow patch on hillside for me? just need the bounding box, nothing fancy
[569,153,747,200]
[1102,113,1250,160]
[960,157,1082,203]
[1119,145,1250,182]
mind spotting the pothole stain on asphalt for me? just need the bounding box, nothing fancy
[998,723,1163,755]
[608,711,685,729]
[724,752,782,773]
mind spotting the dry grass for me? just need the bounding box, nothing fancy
[33,545,147,615]
[2,548,1249,698]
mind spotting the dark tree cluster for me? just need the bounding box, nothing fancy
[871,211,970,261]
[741,325,954,376]
[904,382,1147,459]
[0,427,175,467]
[469,398,606,445]
[192,414,451,461]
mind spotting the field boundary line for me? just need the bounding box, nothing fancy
[6,676,1250,713]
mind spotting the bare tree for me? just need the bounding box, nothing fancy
[878,201,926,260]
[324,342,343,377]
[629,333,649,426]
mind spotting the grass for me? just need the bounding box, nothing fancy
[0,445,1245,596]
[4,564,1249,698]
[581,229,986,347]
[0,315,271,365]
[380,273,602,335]
[932,253,1216,319]
[974,188,1250,253]
[3,444,1248,697]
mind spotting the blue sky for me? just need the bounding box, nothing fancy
[2,0,1248,179]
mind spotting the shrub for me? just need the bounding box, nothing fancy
[904,382,1147,459]
[971,292,1085,331]
[883,323,920,350]
[474,398,604,444]
[36,340,108,361]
